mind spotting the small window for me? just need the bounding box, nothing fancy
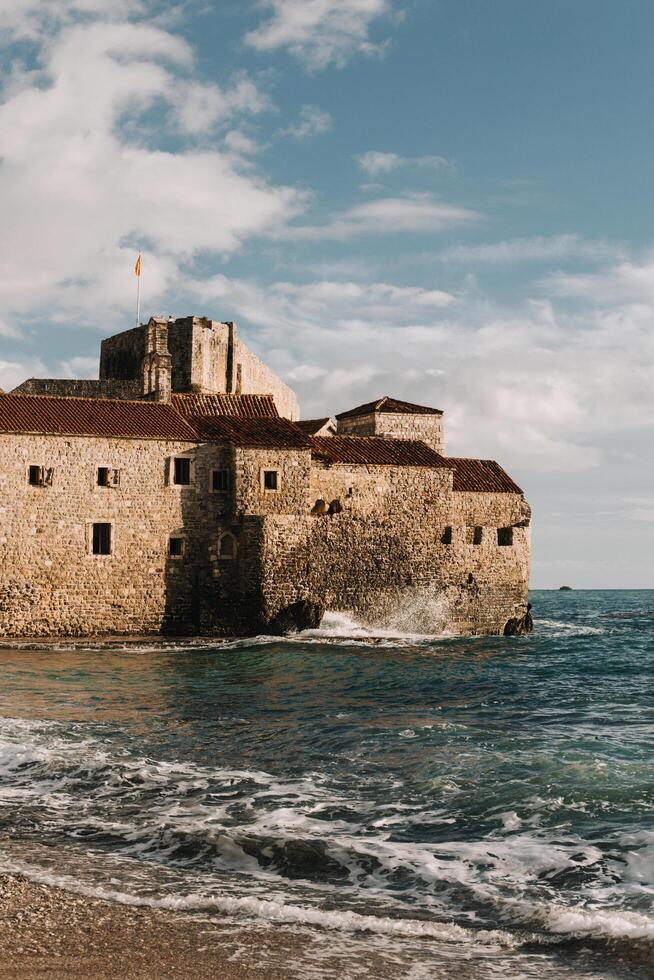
[173,457,191,486]
[441,526,453,545]
[497,527,514,547]
[212,469,229,492]
[168,536,184,558]
[28,465,53,487]
[473,526,483,546]
[97,466,120,488]
[218,533,237,559]
[263,470,279,491]
[92,522,112,555]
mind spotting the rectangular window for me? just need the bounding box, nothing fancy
[497,527,514,547]
[263,470,279,491]
[97,467,120,488]
[173,457,191,486]
[28,466,53,487]
[473,526,483,545]
[92,522,112,555]
[441,526,453,545]
[168,536,184,558]
[212,469,229,492]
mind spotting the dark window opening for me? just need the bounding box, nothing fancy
[168,536,184,558]
[212,469,229,492]
[173,457,191,485]
[497,527,514,547]
[473,526,483,545]
[92,523,112,555]
[28,465,42,486]
[97,467,110,487]
[263,470,278,491]
[219,533,236,559]
[441,526,453,545]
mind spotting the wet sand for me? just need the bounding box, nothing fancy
[0,875,297,979]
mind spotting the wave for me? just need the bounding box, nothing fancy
[1,713,653,960]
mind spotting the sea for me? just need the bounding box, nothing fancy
[0,589,652,979]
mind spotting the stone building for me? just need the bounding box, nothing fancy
[1,315,531,637]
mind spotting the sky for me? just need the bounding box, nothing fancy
[0,0,653,588]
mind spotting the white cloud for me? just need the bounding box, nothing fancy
[438,234,622,266]
[244,0,394,71]
[356,151,455,177]
[187,259,654,481]
[0,11,305,329]
[544,256,654,304]
[280,104,333,140]
[280,194,480,240]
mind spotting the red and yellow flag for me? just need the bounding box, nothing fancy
[134,254,141,278]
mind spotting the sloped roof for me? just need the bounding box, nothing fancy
[171,392,279,419]
[336,396,443,421]
[449,458,523,494]
[295,418,334,435]
[311,435,453,468]
[191,415,312,449]
[0,394,198,442]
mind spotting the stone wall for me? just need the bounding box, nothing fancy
[0,431,530,638]
[233,336,299,420]
[0,433,262,636]
[100,326,147,382]
[337,411,444,453]
[12,379,143,399]
[257,461,530,636]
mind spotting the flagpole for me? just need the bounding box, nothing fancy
[135,251,141,328]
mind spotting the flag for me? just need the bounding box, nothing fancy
[135,254,141,277]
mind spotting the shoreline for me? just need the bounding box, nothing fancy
[0,874,299,979]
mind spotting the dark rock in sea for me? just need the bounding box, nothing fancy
[264,600,325,635]
[503,604,534,636]
[559,585,573,591]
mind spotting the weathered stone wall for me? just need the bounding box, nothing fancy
[257,461,530,636]
[0,433,262,636]
[0,429,530,638]
[100,326,147,381]
[12,379,142,399]
[337,412,444,453]
[233,336,299,420]
[234,447,311,515]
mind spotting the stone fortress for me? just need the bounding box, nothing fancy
[0,315,531,637]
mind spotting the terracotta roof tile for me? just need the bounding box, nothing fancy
[336,396,443,420]
[448,457,523,494]
[0,394,197,441]
[171,392,279,418]
[311,435,453,467]
[190,415,312,449]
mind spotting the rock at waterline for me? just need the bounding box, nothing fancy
[264,600,325,635]
[503,605,534,636]
[559,585,573,591]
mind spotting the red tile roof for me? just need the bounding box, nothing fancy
[171,393,279,418]
[449,458,523,494]
[0,394,198,441]
[311,435,453,468]
[336,396,443,420]
[191,415,313,449]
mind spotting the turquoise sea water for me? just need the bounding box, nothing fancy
[0,590,652,978]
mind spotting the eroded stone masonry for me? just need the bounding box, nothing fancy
[2,315,531,637]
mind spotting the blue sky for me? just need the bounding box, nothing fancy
[0,0,653,588]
